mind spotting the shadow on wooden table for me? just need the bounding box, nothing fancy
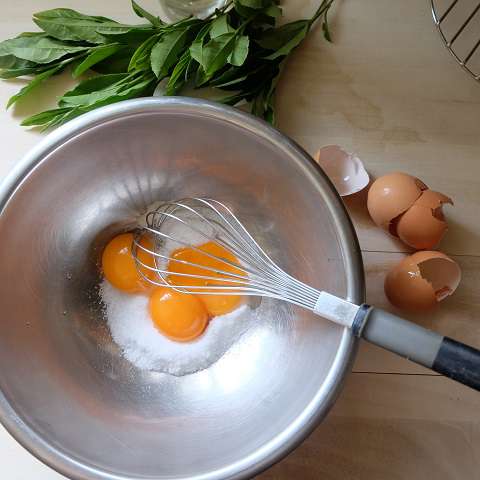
[342,182,374,230]
[440,216,480,257]
[6,71,77,122]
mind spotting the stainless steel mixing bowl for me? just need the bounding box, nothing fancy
[0,98,363,480]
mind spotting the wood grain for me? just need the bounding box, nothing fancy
[258,373,480,480]
[277,0,480,257]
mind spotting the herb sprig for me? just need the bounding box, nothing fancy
[0,0,334,130]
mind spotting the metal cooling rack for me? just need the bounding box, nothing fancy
[431,0,480,81]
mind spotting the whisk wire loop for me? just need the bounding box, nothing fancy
[133,198,321,311]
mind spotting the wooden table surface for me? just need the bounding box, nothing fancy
[1,1,480,479]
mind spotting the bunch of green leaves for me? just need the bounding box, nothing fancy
[0,0,334,130]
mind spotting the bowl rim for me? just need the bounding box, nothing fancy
[0,97,365,480]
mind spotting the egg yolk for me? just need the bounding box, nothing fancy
[149,287,208,342]
[102,233,156,293]
[167,241,244,317]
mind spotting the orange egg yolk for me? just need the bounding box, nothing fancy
[149,287,208,342]
[167,241,244,317]
[102,233,156,293]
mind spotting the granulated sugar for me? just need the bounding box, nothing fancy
[100,279,256,376]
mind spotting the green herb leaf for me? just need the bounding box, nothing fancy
[68,73,130,93]
[7,63,64,108]
[233,2,255,19]
[184,57,196,80]
[233,1,278,26]
[72,44,122,78]
[131,0,163,27]
[257,20,308,59]
[32,105,97,131]
[209,66,247,87]
[59,73,130,105]
[169,17,202,30]
[322,11,332,42]
[195,66,208,86]
[264,102,274,124]
[210,15,233,38]
[228,35,249,66]
[33,8,112,44]
[250,90,264,117]
[96,28,155,46]
[201,32,237,78]
[0,32,49,73]
[33,8,152,45]
[94,23,152,37]
[59,75,154,110]
[0,36,89,64]
[1,52,81,78]
[1,51,86,78]
[264,5,282,18]
[17,32,48,38]
[262,59,284,124]
[189,41,202,64]
[213,62,277,94]
[1,0,335,129]
[0,66,39,78]
[0,55,36,70]
[165,50,190,95]
[43,108,81,130]
[91,46,134,73]
[150,29,189,78]
[128,34,160,71]
[108,73,156,98]
[21,107,72,127]
[189,23,211,64]
[217,91,250,106]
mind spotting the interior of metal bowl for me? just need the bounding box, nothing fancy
[0,98,363,480]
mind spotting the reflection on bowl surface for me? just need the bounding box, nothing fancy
[0,99,361,480]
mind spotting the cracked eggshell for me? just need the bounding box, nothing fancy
[396,190,453,249]
[367,172,427,230]
[414,189,453,209]
[314,145,369,197]
[385,251,461,312]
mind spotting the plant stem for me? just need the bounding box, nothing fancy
[204,1,233,20]
[309,0,334,27]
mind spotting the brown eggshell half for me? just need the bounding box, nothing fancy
[396,190,453,249]
[396,206,447,249]
[384,251,461,311]
[385,258,437,311]
[413,251,461,300]
[367,172,427,230]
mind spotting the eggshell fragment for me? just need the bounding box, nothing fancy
[406,251,461,296]
[396,190,453,249]
[385,251,461,312]
[367,172,427,230]
[314,145,369,197]
[414,189,453,211]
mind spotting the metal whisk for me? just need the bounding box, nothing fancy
[132,197,480,392]
[133,197,356,324]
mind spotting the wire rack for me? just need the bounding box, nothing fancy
[431,0,480,81]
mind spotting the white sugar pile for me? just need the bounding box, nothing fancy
[100,204,256,376]
[100,279,256,376]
